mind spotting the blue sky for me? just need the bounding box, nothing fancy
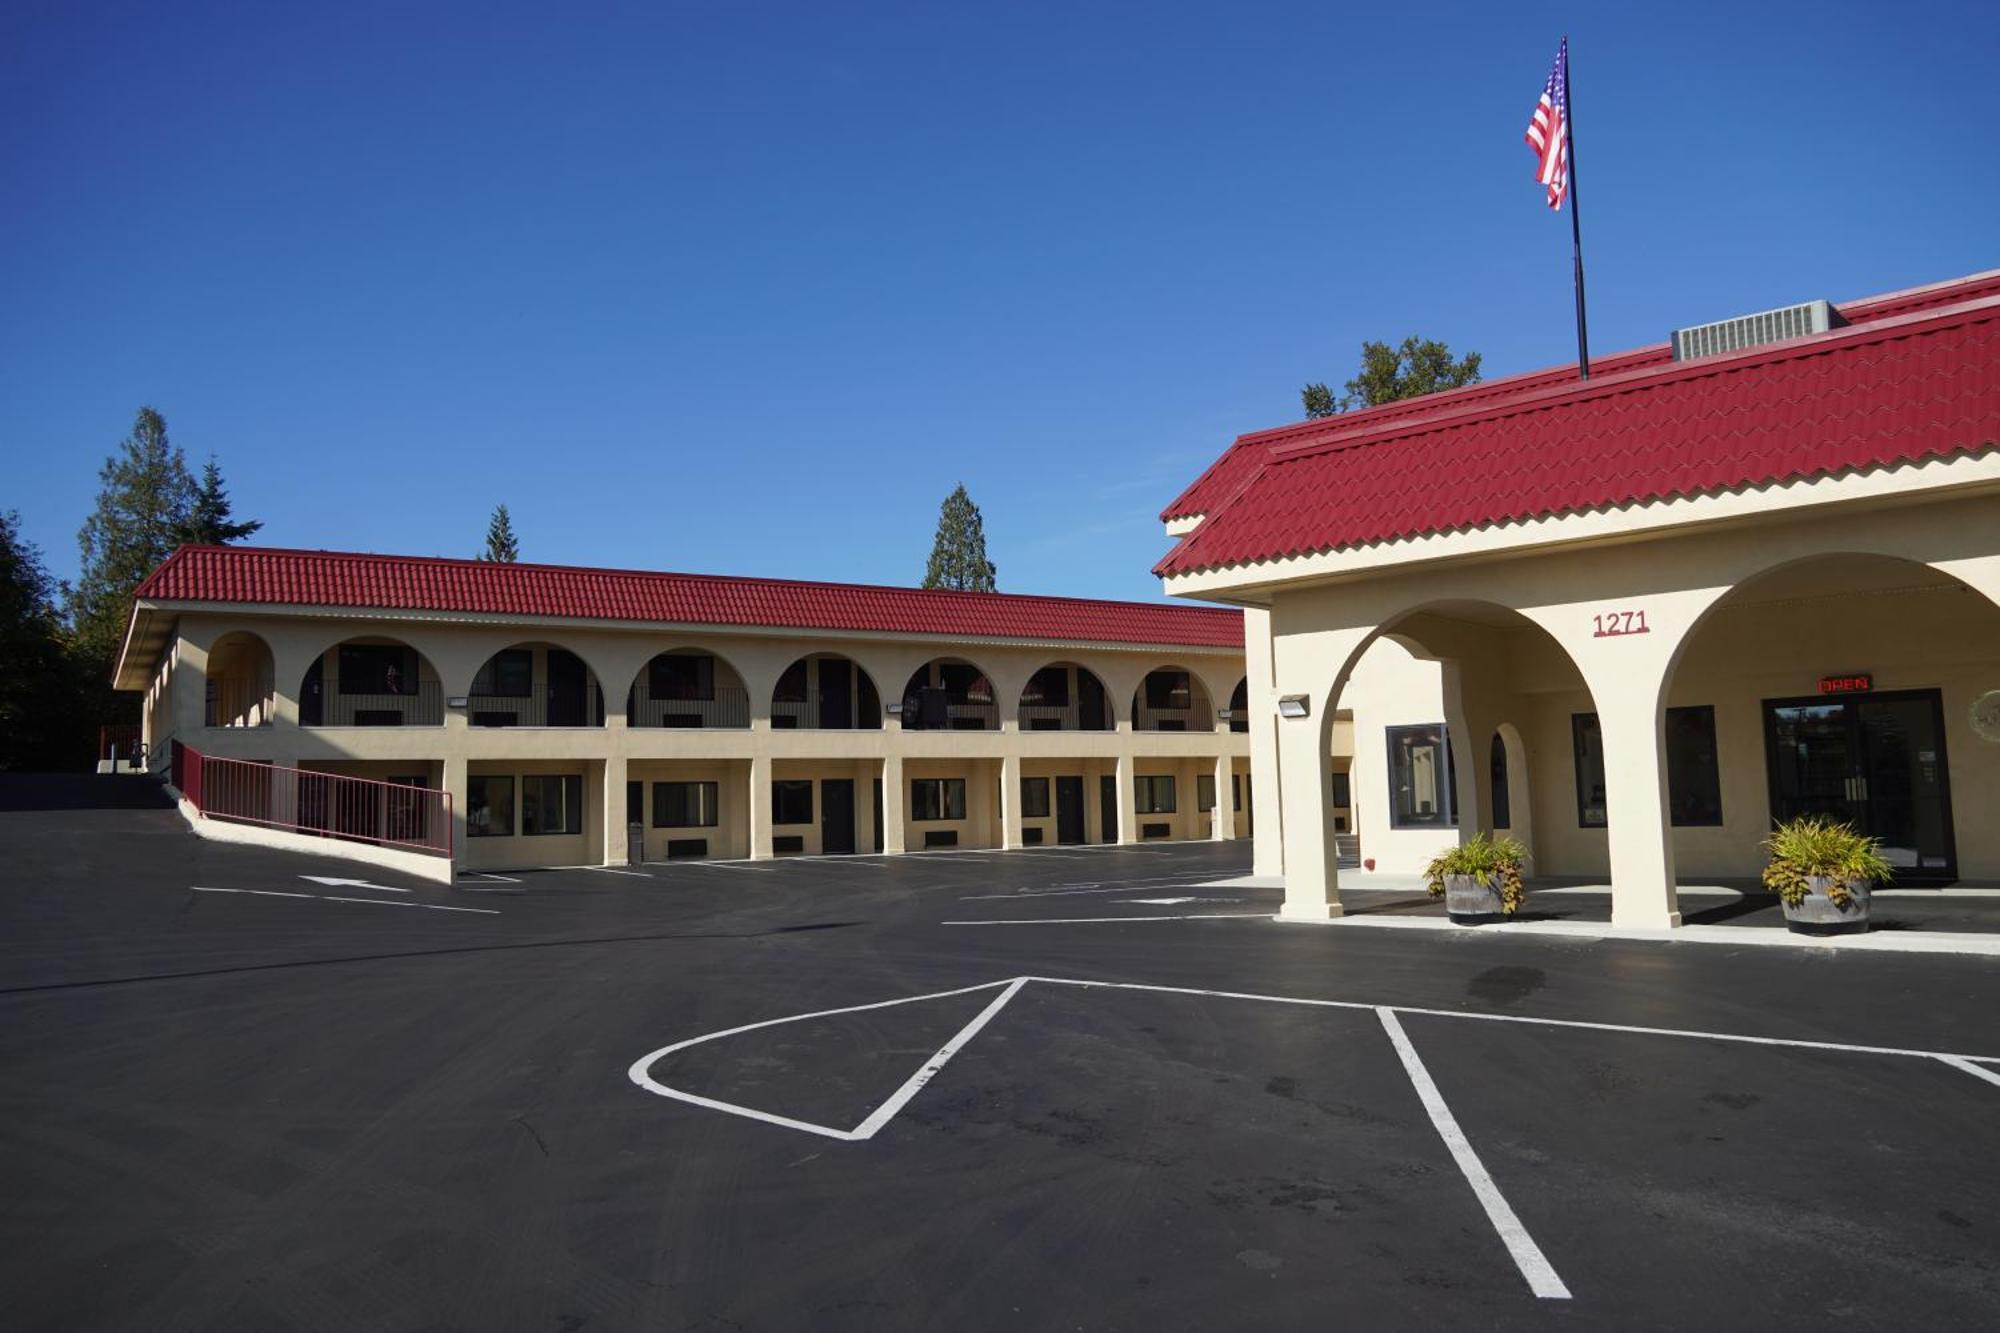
[4,1,1994,602]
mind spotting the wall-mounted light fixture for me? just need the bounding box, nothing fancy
[884,701,905,716]
[446,695,469,709]
[1215,708,1235,721]
[1277,695,1310,719]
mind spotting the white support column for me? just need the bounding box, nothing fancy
[748,754,774,861]
[1115,752,1138,845]
[1244,609,1285,877]
[1000,752,1024,850]
[881,754,906,855]
[1276,707,1341,921]
[602,751,629,865]
[1212,752,1236,841]
[1595,685,1682,929]
[441,752,468,870]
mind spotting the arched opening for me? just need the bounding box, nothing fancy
[900,658,997,731]
[628,648,751,729]
[1321,602,1600,883]
[205,631,275,727]
[1661,553,2000,888]
[1131,667,1214,731]
[466,642,606,727]
[772,653,883,729]
[300,636,444,727]
[1017,662,1112,731]
[1227,677,1249,733]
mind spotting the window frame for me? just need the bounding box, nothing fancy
[520,773,584,836]
[1135,775,1177,814]
[1020,776,1051,819]
[1572,713,1608,828]
[1197,773,1217,813]
[467,775,516,838]
[771,779,814,826]
[1386,723,1457,828]
[652,780,719,829]
[910,777,968,822]
[472,648,534,699]
[650,653,715,702]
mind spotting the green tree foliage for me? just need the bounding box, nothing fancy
[1301,337,1483,417]
[176,457,263,545]
[70,407,197,674]
[921,484,997,592]
[0,512,82,769]
[480,504,520,562]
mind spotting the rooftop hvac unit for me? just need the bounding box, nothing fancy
[1670,299,1844,361]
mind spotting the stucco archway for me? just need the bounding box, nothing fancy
[1017,661,1113,731]
[900,657,998,731]
[628,648,752,729]
[772,653,883,729]
[300,636,445,728]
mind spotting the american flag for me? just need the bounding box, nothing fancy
[1524,39,1570,210]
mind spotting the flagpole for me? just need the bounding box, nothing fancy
[1565,36,1592,379]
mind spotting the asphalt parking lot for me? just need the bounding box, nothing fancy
[3,780,1998,1331]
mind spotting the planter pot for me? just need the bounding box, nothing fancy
[1444,873,1505,925]
[1779,876,1872,935]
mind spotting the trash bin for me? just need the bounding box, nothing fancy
[628,821,645,866]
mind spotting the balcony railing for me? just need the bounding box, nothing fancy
[308,679,445,727]
[1134,701,1215,732]
[175,742,452,857]
[630,684,750,729]
[466,687,604,728]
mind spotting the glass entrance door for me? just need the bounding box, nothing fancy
[1763,690,1957,883]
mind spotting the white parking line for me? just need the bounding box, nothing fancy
[192,886,499,915]
[458,871,521,884]
[1378,1008,1570,1299]
[670,860,776,873]
[1938,1055,2000,1088]
[943,912,1270,926]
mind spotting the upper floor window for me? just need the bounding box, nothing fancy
[472,649,533,698]
[651,654,715,702]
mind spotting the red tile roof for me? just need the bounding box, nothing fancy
[1158,272,2000,577]
[136,546,1245,649]
[1160,270,2000,526]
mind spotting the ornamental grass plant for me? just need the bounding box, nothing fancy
[1423,832,1530,915]
[1761,815,1893,909]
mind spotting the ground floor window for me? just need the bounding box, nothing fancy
[1387,724,1455,827]
[1197,774,1216,812]
[1490,734,1511,829]
[653,780,718,828]
[468,776,515,837]
[1136,775,1177,814]
[1020,777,1050,819]
[1574,706,1723,828]
[911,777,966,821]
[521,774,583,836]
[772,780,814,826]
[1331,770,1352,809]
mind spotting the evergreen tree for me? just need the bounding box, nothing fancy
[70,407,197,673]
[1300,337,1483,417]
[0,512,81,769]
[921,484,998,592]
[480,504,520,562]
[176,457,263,545]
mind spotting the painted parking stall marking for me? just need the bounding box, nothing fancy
[194,886,500,915]
[630,973,2000,1299]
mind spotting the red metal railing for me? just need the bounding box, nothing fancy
[173,742,453,857]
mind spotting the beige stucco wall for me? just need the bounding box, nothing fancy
[1197,476,2000,929]
[144,609,1251,870]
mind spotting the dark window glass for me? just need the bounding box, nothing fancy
[773,660,808,703]
[1021,777,1050,819]
[911,778,967,821]
[1144,670,1192,710]
[772,780,814,825]
[472,648,533,698]
[521,774,583,835]
[652,781,718,828]
[1491,733,1512,829]
[468,776,514,837]
[339,644,415,695]
[1387,724,1455,828]
[1197,774,1217,812]
[1024,666,1070,707]
[1572,714,1607,827]
[1136,775,1177,814]
[1331,771,1352,809]
[1666,705,1723,826]
[938,663,992,704]
[1229,679,1249,733]
[650,654,714,702]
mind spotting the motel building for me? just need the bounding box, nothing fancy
[113,549,1253,878]
[1155,268,2000,929]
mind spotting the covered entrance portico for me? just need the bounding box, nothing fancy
[1156,275,2000,934]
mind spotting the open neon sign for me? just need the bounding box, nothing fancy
[1819,673,1873,695]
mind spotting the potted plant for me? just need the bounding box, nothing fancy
[1424,832,1529,924]
[1761,815,1892,935]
